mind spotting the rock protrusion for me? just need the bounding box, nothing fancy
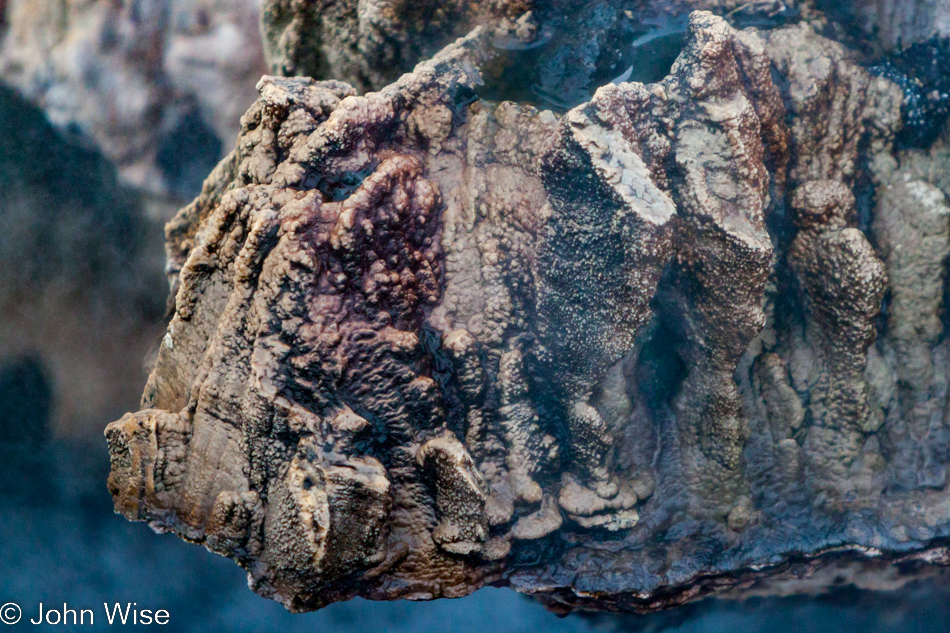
[104,7,950,615]
[788,181,888,495]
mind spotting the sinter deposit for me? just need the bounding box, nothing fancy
[101,0,950,614]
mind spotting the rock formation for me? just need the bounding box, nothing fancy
[104,1,950,616]
[818,0,950,51]
[258,0,804,96]
[0,0,266,198]
[0,84,166,440]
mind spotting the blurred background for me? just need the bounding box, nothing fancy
[1,1,950,631]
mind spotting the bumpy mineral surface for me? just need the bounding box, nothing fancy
[106,5,950,615]
[259,0,805,96]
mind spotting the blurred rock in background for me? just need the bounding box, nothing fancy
[0,82,166,439]
[0,0,266,202]
[818,0,950,51]
[0,0,268,441]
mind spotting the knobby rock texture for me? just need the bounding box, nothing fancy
[258,0,806,94]
[105,5,950,614]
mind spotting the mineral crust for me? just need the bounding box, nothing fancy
[105,6,950,614]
